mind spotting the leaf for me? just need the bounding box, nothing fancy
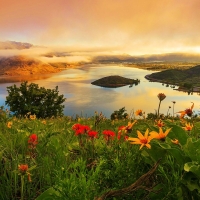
[35,187,60,200]
[183,138,200,163]
[167,124,188,145]
[184,162,200,178]
[145,142,166,162]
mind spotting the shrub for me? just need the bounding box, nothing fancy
[5,81,66,118]
[110,107,128,120]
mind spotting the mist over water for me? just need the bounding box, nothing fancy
[0,64,199,118]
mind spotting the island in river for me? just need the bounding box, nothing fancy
[91,75,140,88]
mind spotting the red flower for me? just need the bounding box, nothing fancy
[28,134,38,147]
[18,164,32,182]
[103,130,115,141]
[72,123,82,131]
[88,130,98,139]
[72,124,91,135]
[18,164,28,173]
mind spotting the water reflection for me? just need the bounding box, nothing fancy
[0,64,199,118]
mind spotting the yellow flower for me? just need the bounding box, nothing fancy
[128,129,152,149]
[183,122,193,131]
[135,109,143,116]
[30,114,36,120]
[41,120,46,125]
[150,127,172,141]
[7,121,12,128]
[171,139,179,145]
[177,102,194,118]
[124,120,137,131]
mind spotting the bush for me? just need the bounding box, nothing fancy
[110,107,128,120]
[5,81,66,118]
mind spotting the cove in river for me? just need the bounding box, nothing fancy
[0,64,199,118]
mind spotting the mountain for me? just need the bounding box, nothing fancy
[0,56,61,76]
[92,53,200,63]
[0,41,33,50]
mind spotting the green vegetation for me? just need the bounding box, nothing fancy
[146,65,200,91]
[1,102,200,199]
[2,83,200,199]
[110,107,128,120]
[5,81,66,118]
[91,75,140,88]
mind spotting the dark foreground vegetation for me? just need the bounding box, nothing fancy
[1,82,200,199]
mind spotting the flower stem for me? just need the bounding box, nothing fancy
[21,175,24,200]
[157,100,161,118]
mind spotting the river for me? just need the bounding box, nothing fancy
[0,64,199,118]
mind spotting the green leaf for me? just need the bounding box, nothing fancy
[35,187,60,200]
[183,138,200,163]
[167,124,188,145]
[184,162,200,178]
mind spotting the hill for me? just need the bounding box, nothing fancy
[145,65,200,91]
[91,75,140,88]
[0,56,61,76]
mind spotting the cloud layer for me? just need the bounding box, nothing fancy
[1,0,200,55]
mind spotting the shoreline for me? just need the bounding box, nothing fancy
[145,74,200,93]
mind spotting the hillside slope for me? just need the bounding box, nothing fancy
[146,65,200,87]
[0,56,61,76]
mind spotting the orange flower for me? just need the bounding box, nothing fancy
[30,114,36,120]
[150,127,172,141]
[18,164,28,173]
[18,164,32,182]
[135,109,143,116]
[155,119,164,127]
[41,120,46,124]
[7,121,12,128]
[171,139,179,145]
[177,102,194,118]
[183,122,193,131]
[128,129,152,149]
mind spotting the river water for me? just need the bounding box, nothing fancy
[0,64,199,118]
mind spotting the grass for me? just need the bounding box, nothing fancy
[1,107,200,200]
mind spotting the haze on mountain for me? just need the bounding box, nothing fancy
[0,41,33,50]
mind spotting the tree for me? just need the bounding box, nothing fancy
[110,107,128,120]
[5,81,66,118]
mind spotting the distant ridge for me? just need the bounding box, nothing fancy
[92,53,200,63]
[0,41,33,50]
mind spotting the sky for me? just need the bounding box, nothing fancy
[1,0,200,56]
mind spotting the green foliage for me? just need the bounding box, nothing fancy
[110,107,128,120]
[5,81,66,118]
[2,110,200,199]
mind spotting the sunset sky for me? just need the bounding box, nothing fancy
[1,0,200,55]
